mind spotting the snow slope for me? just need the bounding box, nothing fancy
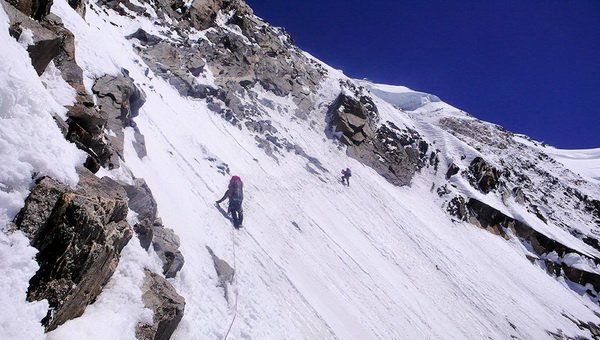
[2,0,600,339]
[544,147,600,184]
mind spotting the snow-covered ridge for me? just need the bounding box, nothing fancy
[1,0,600,339]
[544,147,600,183]
[356,79,442,111]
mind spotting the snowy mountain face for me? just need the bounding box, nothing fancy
[2,0,600,339]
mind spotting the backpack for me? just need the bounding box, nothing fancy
[229,179,243,202]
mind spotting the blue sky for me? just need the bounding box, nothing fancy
[246,0,600,149]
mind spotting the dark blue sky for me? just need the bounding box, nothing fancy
[247,0,600,149]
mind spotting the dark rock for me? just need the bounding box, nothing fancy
[12,169,133,331]
[245,119,277,134]
[134,219,154,251]
[327,92,377,146]
[127,28,162,46]
[11,177,68,240]
[27,34,61,75]
[67,0,86,17]
[6,0,53,20]
[447,196,469,221]
[347,124,421,187]
[446,163,460,179]
[136,270,185,340]
[124,178,157,222]
[468,157,502,193]
[27,11,117,172]
[152,224,185,278]
[512,187,526,204]
[123,178,158,250]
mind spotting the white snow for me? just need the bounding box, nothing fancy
[544,147,600,184]
[40,62,77,117]
[1,0,600,339]
[18,27,35,47]
[357,79,442,111]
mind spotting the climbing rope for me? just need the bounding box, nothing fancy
[222,228,239,340]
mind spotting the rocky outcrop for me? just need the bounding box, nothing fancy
[136,270,185,340]
[446,163,460,179]
[467,157,502,193]
[124,179,158,223]
[121,0,324,126]
[5,0,144,172]
[124,179,157,250]
[4,0,119,172]
[152,224,185,278]
[327,92,377,146]
[206,246,235,302]
[123,179,184,277]
[92,70,147,165]
[6,0,52,20]
[347,124,421,186]
[67,0,86,17]
[11,169,133,331]
[326,82,437,187]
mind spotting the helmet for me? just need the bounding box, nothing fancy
[231,176,241,182]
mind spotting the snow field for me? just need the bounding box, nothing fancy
[1,0,599,339]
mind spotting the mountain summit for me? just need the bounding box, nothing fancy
[1,0,599,339]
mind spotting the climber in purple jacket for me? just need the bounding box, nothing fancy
[216,176,244,228]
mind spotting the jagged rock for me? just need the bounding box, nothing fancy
[127,28,162,46]
[124,178,158,222]
[123,0,323,123]
[97,0,146,17]
[206,246,235,301]
[92,70,147,164]
[6,0,53,20]
[12,169,133,331]
[23,10,117,172]
[347,123,423,187]
[3,1,61,75]
[11,177,68,240]
[447,196,469,221]
[67,0,86,17]
[446,163,460,179]
[438,117,513,150]
[512,187,526,204]
[327,92,377,146]
[468,157,502,193]
[152,224,185,278]
[123,178,157,250]
[134,40,215,99]
[245,119,278,134]
[93,69,146,125]
[134,219,154,250]
[136,270,185,340]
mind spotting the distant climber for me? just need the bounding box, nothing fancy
[341,168,352,186]
[216,176,244,229]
